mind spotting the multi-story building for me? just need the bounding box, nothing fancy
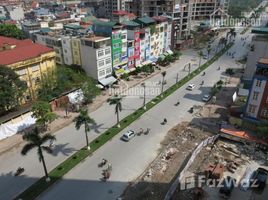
[0,36,56,103]
[125,0,192,48]
[61,36,74,66]
[80,36,116,86]
[245,58,268,122]
[190,0,229,20]
[21,21,41,39]
[104,0,127,18]
[93,20,129,75]
[35,33,64,65]
[71,37,82,66]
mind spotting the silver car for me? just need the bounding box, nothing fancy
[121,130,135,141]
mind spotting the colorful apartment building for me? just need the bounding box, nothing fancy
[245,58,268,122]
[0,36,56,103]
[93,20,129,75]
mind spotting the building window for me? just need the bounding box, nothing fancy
[17,69,27,75]
[256,80,262,87]
[113,43,120,49]
[105,48,110,55]
[98,69,105,77]
[32,65,39,72]
[113,53,121,60]
[98,60,105,67]
[105,58,111,65]
[261,108,268,118]
[98,50,104,57]
[122,34,127,40]
[248,104,256,114]
[253,92,259,100]
[113,34,120,40]
[106,68,112,74]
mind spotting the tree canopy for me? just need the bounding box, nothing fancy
[0,65,27,114]
[228,0,263,18]
[0,24,25,39]
[37,65,100,102]
[31,101,57,128]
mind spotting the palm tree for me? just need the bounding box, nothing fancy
[107,95,123,127]
[74,109,95,148]
[161,71,166,95]
[21,127,55,181]
[198,51,203,68]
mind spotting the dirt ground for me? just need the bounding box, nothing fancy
[122,122,212,200]
[173,138,268,200]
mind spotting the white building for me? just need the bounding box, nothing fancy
[81,36,116,86]
[61,36,73,65]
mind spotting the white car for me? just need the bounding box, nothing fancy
[186,84,196,90]
[203,55,208,59]
[202,94,211,102]
[121,130,135,141]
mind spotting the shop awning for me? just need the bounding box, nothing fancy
[99,76,117,86]
[142,60,153,66]
[159,54,165,61]
[167,50,173,55]
[150,56,158,62]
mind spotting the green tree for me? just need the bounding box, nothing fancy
[161,71,167,94]
[73,109,95,148]
[21,127,55,181]
[257,123,268,140]
[0,65,27,113]
[81,80,100,105]
[107,95,123,127]
[0,24,25,39]
[31,101,57,128]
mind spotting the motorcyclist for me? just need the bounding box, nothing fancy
[203,72,206,76]
[201,80,204,85]
[163,118,167,123]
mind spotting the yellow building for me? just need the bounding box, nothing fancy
[71,37,82,66]
[0,36,56,103]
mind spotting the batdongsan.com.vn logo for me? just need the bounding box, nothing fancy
[180,175,260,190]
[108,80,161,98]
[209,7,262,28]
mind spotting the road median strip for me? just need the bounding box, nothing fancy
[15,42,234,200]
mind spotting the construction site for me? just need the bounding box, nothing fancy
[122,71,268,200]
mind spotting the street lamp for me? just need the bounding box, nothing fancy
[141,82,146,109]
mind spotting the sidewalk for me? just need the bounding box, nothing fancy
[0,58,174,155]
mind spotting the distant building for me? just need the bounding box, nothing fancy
[80,36,116,86]
[21,21,41,39]
[104,0,126,18]
[190,0,230,20]
[245,58,268,122]
[4,4,25,21]
[0,36,56,103]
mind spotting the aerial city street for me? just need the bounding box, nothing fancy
[0,0,268,200]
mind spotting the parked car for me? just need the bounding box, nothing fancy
[186,84,196,90]
[121,130,135,141]
[219,176,236,197]
[202,94,212,102]
[251,167,268,189]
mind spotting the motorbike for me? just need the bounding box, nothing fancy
[144,128,151,135]
[202,72,206,76]
[161,118,167,125]
[15,167,25,176]
[98,159,107,168]
[189,107,194,114]
[174,101,180,106]
[200,81,204,85]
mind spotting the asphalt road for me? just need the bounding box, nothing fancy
[0,29,250,200]
[37,31,250,200]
